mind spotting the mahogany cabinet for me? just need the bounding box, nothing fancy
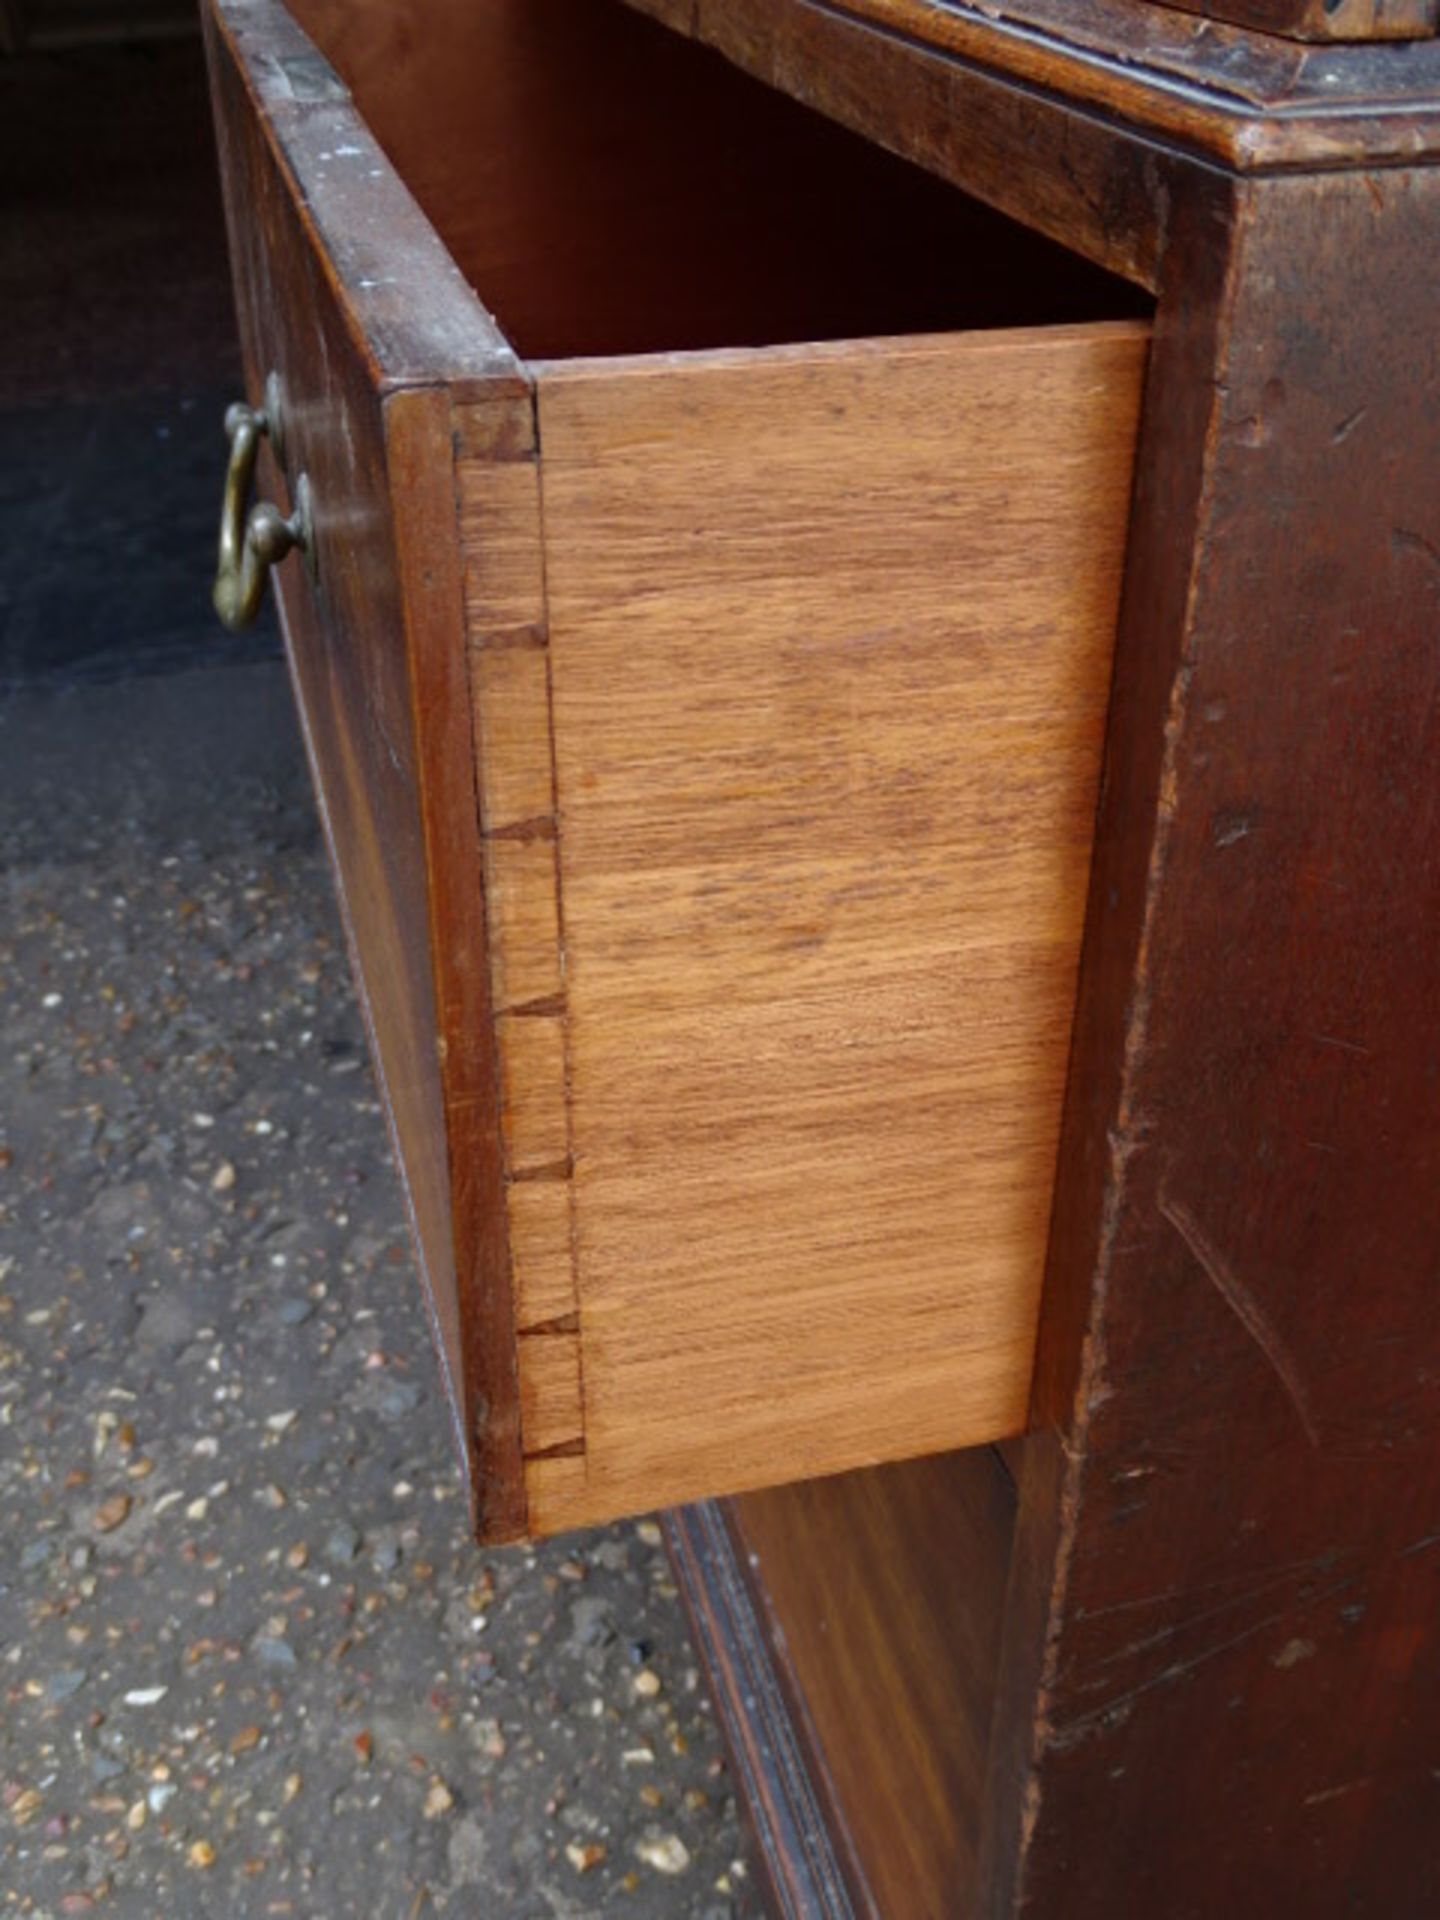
[205,0,1440,1912]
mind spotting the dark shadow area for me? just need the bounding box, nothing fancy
[0,33,281,685]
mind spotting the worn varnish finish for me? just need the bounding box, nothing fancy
[666,1502,871,1920]
[606,2,1440,1916]
[621,0,1440,178]
[981,165,1440,1920]
[1162,0,1437,37]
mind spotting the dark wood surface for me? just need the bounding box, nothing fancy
[981,160,1440,1920]
[667,1503,868,1920]
[1161,0,1436,37]
[620,0,1440,175]
[205,0,531,1538]
[732,1455,1017,1919]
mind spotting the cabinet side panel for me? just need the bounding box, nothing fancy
[535,325,1148,1527]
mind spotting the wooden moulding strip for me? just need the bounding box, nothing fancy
[456,393,586,1480]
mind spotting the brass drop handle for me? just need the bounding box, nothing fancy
[213,392,312,631]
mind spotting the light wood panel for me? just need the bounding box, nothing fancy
[526,323,1148,1529]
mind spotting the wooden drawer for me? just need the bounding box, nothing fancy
[204,0,1150,1541]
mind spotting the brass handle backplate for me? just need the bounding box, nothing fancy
[213,378,312,631]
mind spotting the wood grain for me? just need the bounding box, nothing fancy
[1159,0,1436,36]
[455,390,586,1490]
[516,1332,584,1453]
[527,323,1148,1530]
[508,1180,577,1332]
[204,0,529,1538]
[623,0,1440,180]
[666,1501,875,1919]
[731,1452,1019,1919]
[980,164,1440,1920]
[288,0,1155,325]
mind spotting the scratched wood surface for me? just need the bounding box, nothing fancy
[618,0,1440,191]
[1159,0,1436,34]
[977,164,1440,1920]
[521,325,1147,1529]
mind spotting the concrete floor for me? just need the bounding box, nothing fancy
[0,32,757,1920]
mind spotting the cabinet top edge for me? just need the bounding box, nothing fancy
[208,0,529,395]
[632,0,1440,172]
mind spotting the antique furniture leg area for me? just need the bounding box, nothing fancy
[204,0,1440,1912]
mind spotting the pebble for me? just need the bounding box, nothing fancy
[252,1636,298,1670]
[422,1778,454,1820]
[635,1832,692,1876]
[0,743,752,1917]
[91,1493,132,1534]
[570,1596,614,1649]
[324,1521,361,1564]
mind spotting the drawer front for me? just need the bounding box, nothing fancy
[208,0,1151,1541]
[204,1,529,1536]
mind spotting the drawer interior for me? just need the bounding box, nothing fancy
[288,0,1150,360]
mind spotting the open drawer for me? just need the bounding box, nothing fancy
[204,0,1150,1542]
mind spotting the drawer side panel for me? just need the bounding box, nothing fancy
[533,325,1148,1529]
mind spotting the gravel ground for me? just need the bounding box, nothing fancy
[0,663,757,1918]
